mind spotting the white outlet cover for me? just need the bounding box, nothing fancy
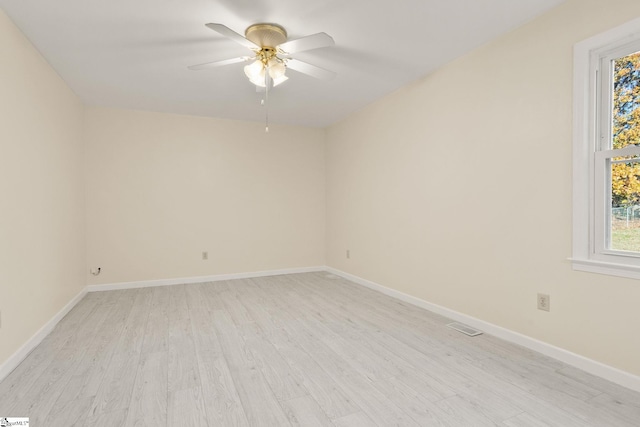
[537,294,550,311]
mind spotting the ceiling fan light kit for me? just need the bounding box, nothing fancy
[240,24,289,88]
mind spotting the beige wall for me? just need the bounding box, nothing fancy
[85,108,325,285]
[0,11,85,366]
[326,0,640,375]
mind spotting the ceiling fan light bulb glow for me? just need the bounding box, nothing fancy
[267,59,287,86]
[244,60,266,87]
[249,74,266,87]
[244,59,263,77]
[267,58,286,76]
[268,66,286,79]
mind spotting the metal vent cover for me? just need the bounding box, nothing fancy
[447,322,483,337]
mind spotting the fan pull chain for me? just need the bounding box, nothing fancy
[265,73,270,133]
[260,72,269,132]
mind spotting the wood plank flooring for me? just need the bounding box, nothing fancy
[1,272,639,426]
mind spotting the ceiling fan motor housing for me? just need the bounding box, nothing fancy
[245,23,288,49]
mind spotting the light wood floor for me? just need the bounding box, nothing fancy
[1,272,639,426]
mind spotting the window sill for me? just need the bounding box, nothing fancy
[570,258,640,280]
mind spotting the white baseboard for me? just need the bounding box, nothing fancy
[324,266,640,393]
[0,286,88,383]
[87,266,326,292]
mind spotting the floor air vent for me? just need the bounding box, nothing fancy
[447,322,483,337]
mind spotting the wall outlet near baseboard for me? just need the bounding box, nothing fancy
[537,293,550,311]
[346,249,350,259]
[202,251,208,260]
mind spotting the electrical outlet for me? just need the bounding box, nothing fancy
[346,249,350,259]
[537,293,550,311]
[202,251,208,260]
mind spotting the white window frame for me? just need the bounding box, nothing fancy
[573,17,640,279]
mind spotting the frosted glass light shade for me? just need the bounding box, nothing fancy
[267,58,288,87]
[244,60,266,87]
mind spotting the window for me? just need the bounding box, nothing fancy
[573,17,640,279]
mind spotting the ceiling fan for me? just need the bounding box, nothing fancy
[188,23,336,88]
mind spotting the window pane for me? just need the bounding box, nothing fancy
[610,158,640,251]
[610,52,640,252]
[612,51,640,150]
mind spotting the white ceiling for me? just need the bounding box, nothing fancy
[0,0,565,128]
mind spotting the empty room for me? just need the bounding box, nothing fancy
[2,0,640,425]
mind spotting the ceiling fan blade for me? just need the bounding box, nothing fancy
[278,32,334,54]
[188,56,252,71]
[205,23,259,49]
[286,59,336,80]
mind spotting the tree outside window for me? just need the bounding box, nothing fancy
[610,52,640,251]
